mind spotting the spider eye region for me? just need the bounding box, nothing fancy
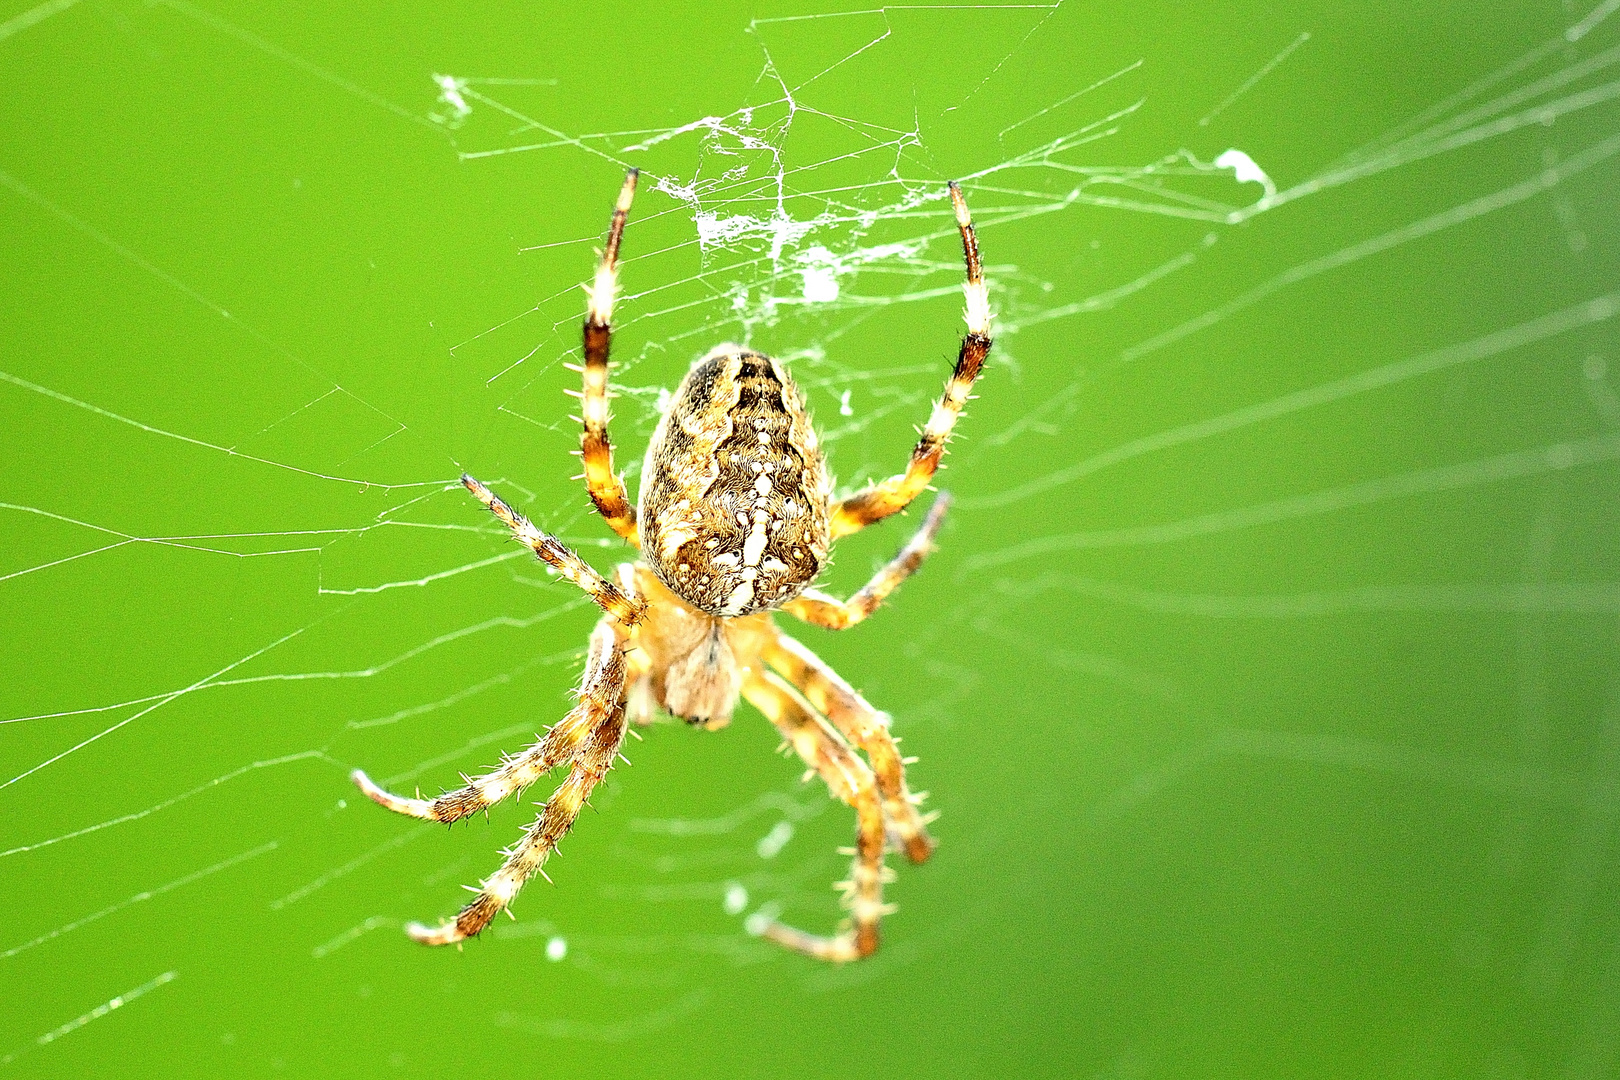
[639,347,831,617]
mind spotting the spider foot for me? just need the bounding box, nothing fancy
[884,819,936,864]
[406,889,504,946]
[352,769,437,820]
[755,918,875,962]
[405,920,467,947]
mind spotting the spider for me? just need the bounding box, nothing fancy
[351,170,992,961]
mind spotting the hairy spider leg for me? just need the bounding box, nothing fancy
[571,168,641,546]
[830,182,992,539]
[353,617,628,823]
[743,671,889,961]
[407,621,632,946]
[763,632,936,863]
[461,474,645,625]
[784,492,951,629]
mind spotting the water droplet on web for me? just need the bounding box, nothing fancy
[800,266,839,303]
[1215,148,1274,195]
[743,902,781,938]
[723,882,748,915]
[756,820,793,859]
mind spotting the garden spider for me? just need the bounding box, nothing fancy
[352,170,992,961]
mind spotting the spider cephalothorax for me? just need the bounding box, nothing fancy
[352,170,992,961]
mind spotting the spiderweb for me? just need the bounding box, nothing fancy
[4,1,1620,1075]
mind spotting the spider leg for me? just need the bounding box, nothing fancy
[743,671,888,961]
[784,492,950,630]
[763,631,936,863]
[623,646,659,727]
[461,474,645,625]
[405,621,631,946]
[574,168,640,547]
[829,182,991,540]
[353,618,628,823]
[613,562,659,727]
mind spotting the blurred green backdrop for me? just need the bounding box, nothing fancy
[4,1,1619,1077]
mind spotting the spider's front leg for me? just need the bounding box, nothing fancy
[572,168,640,546]
[743,672,888,961]
[829,182,991,539]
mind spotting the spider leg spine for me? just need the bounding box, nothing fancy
[409,692,627,944]
[353,620,629,826]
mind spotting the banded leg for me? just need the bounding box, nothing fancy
[830,182,992,539]
[763,633,936,863]
[408,641,631,946]
[744,672,888,961]
[461,474,645,625]
[353,620,628,823]
[784,493,951,630]
[574,168,640,546]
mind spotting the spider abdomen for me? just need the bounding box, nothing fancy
[638,346,830,616]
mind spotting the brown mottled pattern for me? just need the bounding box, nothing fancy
[638,348,830,616]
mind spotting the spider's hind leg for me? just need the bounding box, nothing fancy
[744,672,889,962]
[764,633,937,864]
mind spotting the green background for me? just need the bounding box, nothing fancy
[4,1,1619,1076]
